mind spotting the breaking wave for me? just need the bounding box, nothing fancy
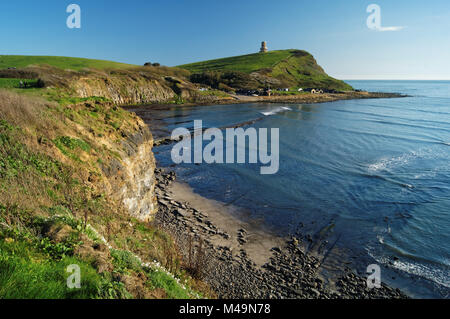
[260,106,292,116]
[368,244,450,289]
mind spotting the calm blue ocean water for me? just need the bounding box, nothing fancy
[151,81,450,298]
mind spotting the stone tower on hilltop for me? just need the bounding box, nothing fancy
[260,41,268,53]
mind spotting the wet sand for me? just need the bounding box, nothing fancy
[170,181,285,267]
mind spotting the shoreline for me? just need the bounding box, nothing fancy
[121,90,408,147]
[154,168,408,299]
[123,90,407,110]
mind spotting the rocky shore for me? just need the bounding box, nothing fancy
[141,90,406,109]
[153,168,408,299]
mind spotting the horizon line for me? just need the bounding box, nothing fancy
[342,78,450,81]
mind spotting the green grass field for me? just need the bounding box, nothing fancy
[0,55,136,71]
[179,50,295,74]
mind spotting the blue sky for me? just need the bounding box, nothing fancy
[1,0,449,79]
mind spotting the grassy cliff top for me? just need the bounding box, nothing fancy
[0,55,136,71]
[178,50,296,74]
[179,49,353,91]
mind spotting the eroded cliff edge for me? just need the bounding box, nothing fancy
[97,111,158,221]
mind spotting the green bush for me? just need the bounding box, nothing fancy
[110,249,142,273]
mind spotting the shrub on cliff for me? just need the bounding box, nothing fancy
[190,70,260,90]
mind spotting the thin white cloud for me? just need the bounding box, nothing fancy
[376,26,405,32]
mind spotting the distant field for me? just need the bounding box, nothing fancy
[0,55,136,71]
[179,50,296,74]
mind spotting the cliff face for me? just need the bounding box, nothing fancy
[99,121,157,221]
[69,71,225,106]
[67,68,200,105]
[36,97,160,222]
[72,75,176,105]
